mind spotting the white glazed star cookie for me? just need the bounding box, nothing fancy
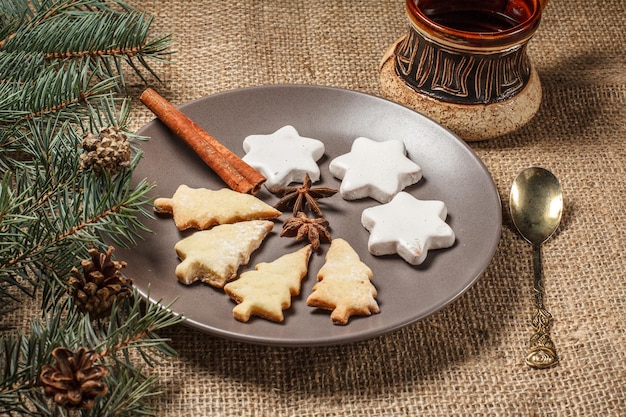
[242,125,325,192]
[329,137,422,203]
[154,185,281,230]
[174,220,274,288]
[361,192,455,265]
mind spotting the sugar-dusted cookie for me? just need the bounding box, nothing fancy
[329,137,422,203]
[154,185,281,230]
[174,220,274,288]
[242,125,325,192]
[224,245,313,323]
[306,238,379,325]
[361,192,455,265]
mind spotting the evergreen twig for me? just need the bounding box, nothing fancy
[0,291,182,416]
[0,1,179,415]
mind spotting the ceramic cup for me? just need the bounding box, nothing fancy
[380,0,548,140]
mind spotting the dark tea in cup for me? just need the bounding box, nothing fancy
[415,0,535,33]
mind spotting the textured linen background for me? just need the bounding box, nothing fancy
[119,1,625,415]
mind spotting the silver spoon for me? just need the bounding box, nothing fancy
[510,167,563,369]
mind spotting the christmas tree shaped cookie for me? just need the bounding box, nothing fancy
[154,185,281,230]
[174,220,274,288]
[307,238,379,325]
[224,245,313,323]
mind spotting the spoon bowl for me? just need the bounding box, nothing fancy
[509,167,563,369]
[510,167,563,245]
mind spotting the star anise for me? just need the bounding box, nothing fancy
[281,212,332,251]
[272,174,337,216]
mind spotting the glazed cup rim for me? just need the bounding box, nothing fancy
[406,0,543,48]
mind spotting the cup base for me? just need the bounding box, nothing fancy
[379,39,542,141]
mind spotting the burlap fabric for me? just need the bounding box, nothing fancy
[122,1,625,415]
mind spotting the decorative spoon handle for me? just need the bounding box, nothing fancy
[526,244,559,369]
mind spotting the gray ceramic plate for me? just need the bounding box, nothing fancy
[121,85,501,346]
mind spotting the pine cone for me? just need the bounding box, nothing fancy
[67,246,133,319]
[40,347,109,410]
[80,127,131,175]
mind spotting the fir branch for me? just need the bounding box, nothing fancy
[94,368,161,417]
[0,0,33,45]
[2,2,173,86]
[0,290,181,417]
[0,2,178,415]
[83,93,134,134]
[0,119,154,311]
[0,51,46,83]
[22,66,117,121]
[0,82,24,127]
[98,292,179,364]
[0,67,121,132]
[0,171,39,304]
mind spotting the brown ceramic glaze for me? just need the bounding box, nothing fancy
[397,0,542,105]
[380,0,548,140]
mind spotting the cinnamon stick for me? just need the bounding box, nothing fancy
[139,88,266,194]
